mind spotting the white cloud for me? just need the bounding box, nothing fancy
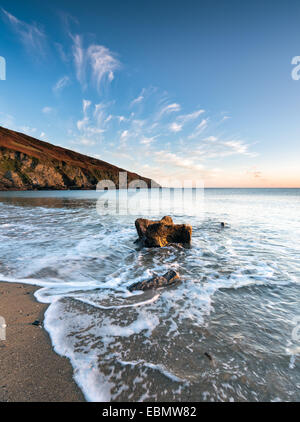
[64,86,257,183]
[76,99,105,140]
[83,99,91,114]
[71,34,85,86]
[204,136,217,142]
[130,89,146,107]
[20,126,37,135]
[221,115,230,122]
[0,112,15,128]
[153,151,205,177]
[196,119,208,131]
[93,103,108,126]
[42,106,53,114]
[55,42,69,62]
[140,136,156,146]
[223,140,250,155]
[104,115,113,123]
[77,100,91,131]
[158,103,181,119]
[1,8,46,56]
[87,44,120,92]
[78,138,95,146]
[53,76,70,93]
[121,130,129,139]
[130,95,144,106]
[70,33,120,92]
[195,138,256,159]
[188,118,208,139]
[178,109,205,124]
[169,122,182,133]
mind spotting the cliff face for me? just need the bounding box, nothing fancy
[0,126,157,190]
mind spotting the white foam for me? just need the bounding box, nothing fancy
[117,359,186,383]
[1,190,300,401]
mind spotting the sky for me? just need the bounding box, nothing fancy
[0,0,300,187]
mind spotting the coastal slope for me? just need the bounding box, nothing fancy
[0,126,157,190]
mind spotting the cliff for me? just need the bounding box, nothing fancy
[0,126,157,190]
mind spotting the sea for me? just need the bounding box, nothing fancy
[0,188,299,402]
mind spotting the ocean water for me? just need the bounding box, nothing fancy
[0,188,299,402]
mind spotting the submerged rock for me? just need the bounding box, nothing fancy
[135,216,192,247]
[129,270,180,291]
[204,352,216,367]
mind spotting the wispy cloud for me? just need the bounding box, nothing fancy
[20,126,37,135]
[130,95,144,106]
[62,87,257,183]
[53,76,71,94]
[223,140,249,155]
[69,33,120,93]
[70,34,86,86]
[77,99,91,131]
[169,122,182,133]
[158,102,181,119]
[0,112,15,129]
[140,136,156,146]
[42,106,53,114]
[54,42,69,62]
[130,89,146,107]
[73,99,107,147]
[195,138,256,159]
[204,136,217,142]
[87,45,120,92]
[120,130,129,145]
[1,8,46,56]
[154,151,204,174]
[178,109,205,124]
[188,118,208,139]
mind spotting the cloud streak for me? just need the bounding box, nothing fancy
[158,102,181,119]
[53,76,71,93]
[1,8,46,56]
[70,33,120,93]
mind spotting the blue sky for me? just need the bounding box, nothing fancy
[0,0,300,187]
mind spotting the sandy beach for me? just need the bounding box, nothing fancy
[0,282,85,402]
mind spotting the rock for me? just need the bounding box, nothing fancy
[204,352,216,367]
[135,216,192,247]
[129,270,180,291]
[204,352,213,361]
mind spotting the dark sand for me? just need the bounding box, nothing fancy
[0,282,85,402]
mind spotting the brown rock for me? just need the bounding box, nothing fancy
[129,270,180,291]
[135,216,192,247]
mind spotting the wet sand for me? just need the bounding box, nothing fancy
[0,282,85,402]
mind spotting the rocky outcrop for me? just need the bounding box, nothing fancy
[0,126,158,190]
[135,216,192,247]
[129,270,180,291]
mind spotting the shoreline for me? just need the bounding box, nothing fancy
[0,282,85,402]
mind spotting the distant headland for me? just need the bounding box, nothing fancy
[0,126,158,190]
